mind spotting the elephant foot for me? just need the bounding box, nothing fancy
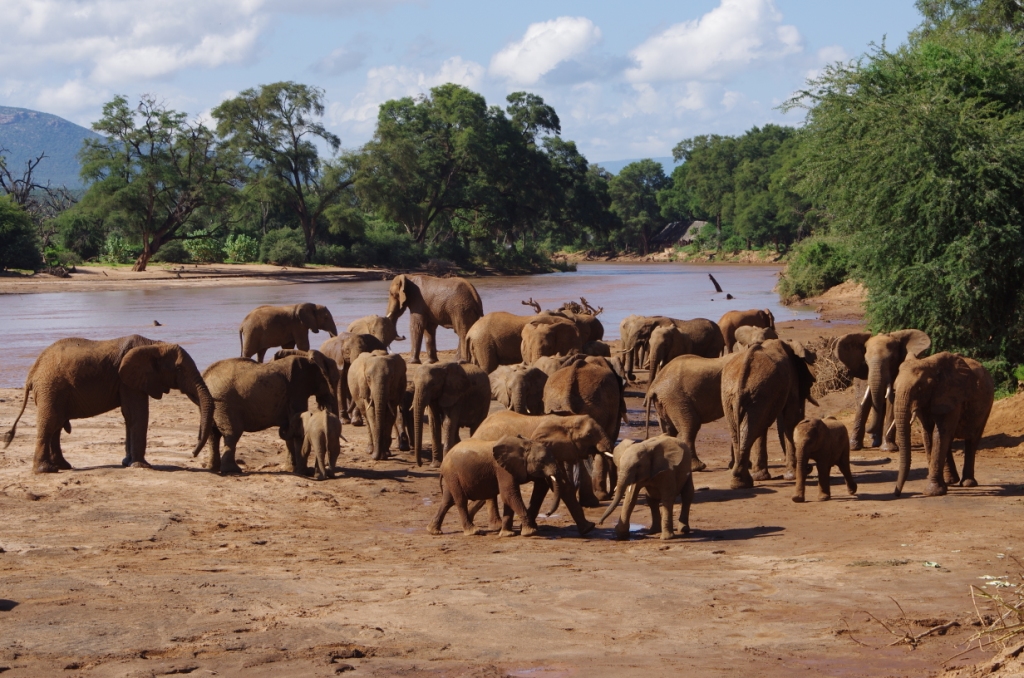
[129,460,153,470]
[577,521,595,537]
[791,495,805,503]
[351,418,365,427]
[55,457,72,470]
[751,469,772,482]
[121,455,132,468]
[429,459,441,469]
[462,527,484,536]
[659,531,675,541]
[341,415,351,425]
[427,525,443,535]
[870,435,883,448]
[691,459,707,472]
[960,478,978,488]
[679,524,690,536]
[848,483,858,495]
[398,439,410,453]
[782,470,796,481]
[33,461,60,474]
[880,441,896,453]
[924,482,948,497]
[579,495,601,509]
[944,473,961,486]
[521,524,539,537]
[220,462,244,476]
[816,493,831,502]
[614,525,630,541]
[849,439,863,452]
[499,529,518,538]
[730,473,754,490]
[593,488,610,501]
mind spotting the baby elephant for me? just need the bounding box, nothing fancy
[792,417,857,502]
[599,435,695,541]
[287,408,342,480]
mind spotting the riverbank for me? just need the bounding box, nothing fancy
[556,247,784,265]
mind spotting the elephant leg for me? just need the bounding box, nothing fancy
[442,415,460,460]
[685,428,706,472]
[590,454,610,502]
[121,396,151,469]
[220,435,244,475]
[256,349,266,363]
[838,453,858,496]
[395,405,410,452]
[206,431,222,472]
[408,315,425,364]
[944,443,962,486]
[526,479,550,525]
[850,385,871,450]
[51,431,72,471]
[925,418,954,496]
[659,495,675,540]
[486,498,503,532]
[499,501,519,538]
[880,393,896,452]
[615,483,641,540]
[453,492,483,536]
[33,411,62,473]
[646,489,662,535]
[428,483,455,535]
[364,403,378,457]
[678,475,693,535]
[577,461,601,507]
[429,404,444,468]
[466,499,487,520]
[424,324,439,364]
[960,437,979,487]
[750,434,771,482]
[816,460,832,501]
[781,425,797,481]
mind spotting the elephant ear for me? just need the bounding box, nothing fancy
[316,305,337,335]
[119,345,176,400]
[296,303,319,333]
[492,436,530,483]
[656,438,689,473]
[836,332,871,379]
[765,309,776,329]
[394,275,408,307]
[783,342,819,407]
[891,329,931,359]
[489,369,511,407]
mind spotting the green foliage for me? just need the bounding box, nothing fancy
[44,246,81,267]
[349,221,424,268]
[260,227,307,267]
[102,233,136,264]
[55,210,105,261]
[224,233,260,263]
[607,159,669,254]
[777,236,853,299]
[181,231,225,263]
[151,240,190,263]
[0,196,42,271]
[722,234,746,253]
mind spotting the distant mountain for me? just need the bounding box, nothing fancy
[0,106,102,189]
[593,156,678,176]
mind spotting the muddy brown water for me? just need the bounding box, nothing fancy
[0,263,810,387]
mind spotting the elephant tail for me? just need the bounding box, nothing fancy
[733,347,758,455]
[238,328,245,358]
[3,378,32,449]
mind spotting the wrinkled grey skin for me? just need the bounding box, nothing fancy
[621,316,724,380]
[385,274,484,364]
[792,417,857,503]
[732,326,779,352]
[286,408,343,480]
[490,364,548,415]
[347,315,403,351]
[412,361,491,466]
[348,351,408,461]
[718,308,775,354]
[320,333,386,424]
[239,303,338,362]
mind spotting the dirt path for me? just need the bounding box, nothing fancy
[1,318,1021,677]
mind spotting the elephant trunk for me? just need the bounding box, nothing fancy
[324,316,339,337]
[547,469,562,514]
[598,464,633,525]
[510,385,527,415]
[413,390,427,466]
[893,388,914,496]
[175,357,215,458]
[867,363,889,444]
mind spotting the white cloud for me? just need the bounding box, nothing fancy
[489,16,601,85]
[35,79,109,116]
[804,44,849,79]
[626,0,802,83]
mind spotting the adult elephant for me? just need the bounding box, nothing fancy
[202,354,334,474]
[892,353,994,497]
[348,351,407,460]
[346,315,402,351]
[411,361,491,466]
[272,348,341,417]
[544,356,627,500]
[718,308,775,354]
[733,326,778,351]
[644,353,743,472]
[490,364,547,415]
[239,303,338,362]
[836,330,931,451]
[621,316,724,380]
[521,317,581,364]
[320,333,386,424]
[467,312,533,372]
[3,335,214,474]
[647,326,693,387]
[385,274,483,364]
[543,309,604,344]
[722,339,817,489]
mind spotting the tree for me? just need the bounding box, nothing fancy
[914,0,1024,36]
[0,195,42,271]
[0,148,79,249]
[79,95,242,271]
[213,82,352,261]
[672,135,737,239]
[608,159,669,255]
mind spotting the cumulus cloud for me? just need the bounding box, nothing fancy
[626,0,802,83]
[313,35,371,76]
[489,16,601,85]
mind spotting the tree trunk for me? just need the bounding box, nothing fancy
[132,248,152,272]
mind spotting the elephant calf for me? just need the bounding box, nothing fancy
[792,418,857,502]
[287,408,342,480]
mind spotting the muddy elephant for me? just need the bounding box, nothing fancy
[490,364,547,415]
[647,326,693,387]
[544,356,627,500]
[202,355,334,474]
[644,353,744,472]
[621,316,724,380]
[733,325,779,351]
[385,274,484,364]
[348,351,408,461]
[718,308,775,354]
[792,418,857,503]
[3,335,214,474]
[346,315,402,351]
[466,312,536,373]
[272,348,340,416]
[320,333,386,424]
[411,361,491,466]
[532,354,578,377]
[541,309,604,344]
[239,303,338,362]
[722,339,818,489]
[521,317,581,364]
[598,436,695,541]
[582,341,611,358]
[892,352,994,497]
[286,408,342,480]
[836,329,931,452]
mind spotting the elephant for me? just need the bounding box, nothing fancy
[428,435,593,537]
[643,353,744,472]
[543,356,627,500]
[582,341,612,358]
[202,355,334,474]
[541,309,604,344]
[619,314,647,380]
[466,311,536,373]
[598,436,695,541]
[836,329,931,451]
[239,303,338,362]
[272,348,341,417]
[532,353,579,377]
[722,339,818,489]
[718,308,775,354]
[385,274,484,364]
[520,317,581,364]
[346,315,403,351]
[621,316,724,380]
[286,408,342,480]
[3,335,214,474]
[892,352,994,497]
[411,361,491,466]
[733,325,779,351]
[320,333,386,424]
[792,418,857,503]
[348,350,408,460]
[489,364,547,415]
[647,326,693,387]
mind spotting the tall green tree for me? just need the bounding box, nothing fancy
[0,195,41,271]
[79,95,242,271]
[914,0,1024,36]
[213,82,352,261]
[608,159,669,254]
[672,135,737,238]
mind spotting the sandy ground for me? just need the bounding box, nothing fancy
[1,291,1023,677]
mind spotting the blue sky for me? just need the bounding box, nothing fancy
[1,0,922,162]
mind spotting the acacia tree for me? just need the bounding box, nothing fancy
[213,82,352,261]
[79,95,242,271]
[672,135,737,240]
[608,159,669,254]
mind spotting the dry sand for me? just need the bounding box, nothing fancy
[1,287,1022,677]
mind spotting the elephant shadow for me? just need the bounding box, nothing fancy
[0,600,18,612]
[849,457,893,466]
[686,525,785,542]
[978,433,1024,450]
[340,466,436,483]
[693,486,777,504]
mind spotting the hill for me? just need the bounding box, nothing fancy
[593,156,677,176]
[0,106,101,189]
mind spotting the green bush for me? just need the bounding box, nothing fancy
[56,211,105,261]
[260,228,307,264]
[152,241,191,263]
[181,232,225,263]
[0,196,42,271]
[102,233,137,264]
[349,223,423,268]
[777,236,852,299]
[266,239,306,267]
[313,244,350,266]
[44,246,82,267]
[224,234,260,263]
[723,235,746,253]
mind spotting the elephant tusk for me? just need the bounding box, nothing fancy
[339,434,349,443]
[885,420,896,439]
[861,387,871,405]
[885,384,893,401]
[603,452,614,459]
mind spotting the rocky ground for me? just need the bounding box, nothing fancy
[2,306,1023,677]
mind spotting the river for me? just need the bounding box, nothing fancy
[0,263,814,388]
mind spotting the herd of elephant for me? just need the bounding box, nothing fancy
[1,273,997,541]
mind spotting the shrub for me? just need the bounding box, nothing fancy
[723,235,746,253]
[44,246,82,267]
[102,233,137,264]
[224,234,260,263]
[349,223,423,268]
[152,241,191,263]
[181,231,225,263]
[313,244,350,267]
[777,236,852,299]
[0,196,42,271]
[266,239,306,267]
[260,228,307,265]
